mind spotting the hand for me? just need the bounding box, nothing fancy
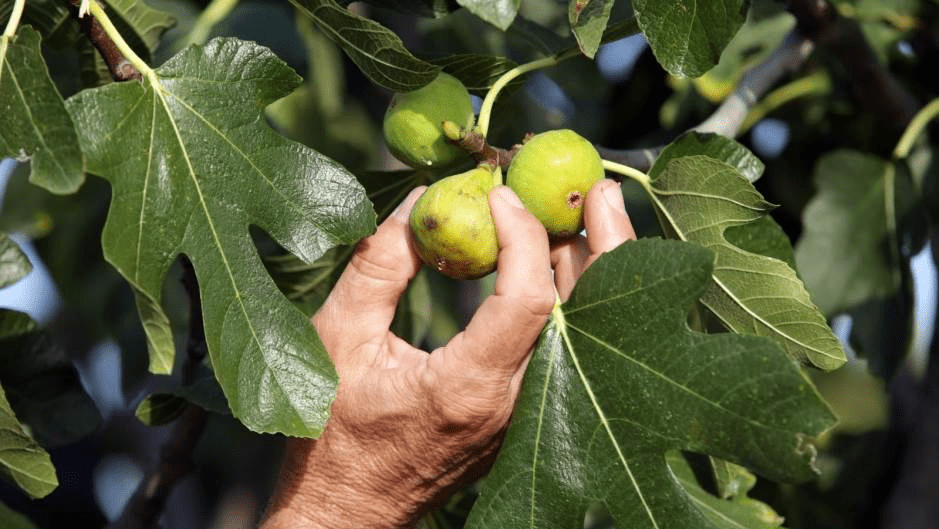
[552,179,637,301]
[261,180,634,529]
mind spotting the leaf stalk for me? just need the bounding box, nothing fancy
[87,0,154,80]
[601,159,651,187]
[2,0,25,38]
[894,97,939,159]
[181,0,240,48]
[477,51,576,137]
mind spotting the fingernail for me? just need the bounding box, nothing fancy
[494,185,525,209]
[601,180,626,213]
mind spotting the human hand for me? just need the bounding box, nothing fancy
[552,179,637,301]
[261,179,634,529]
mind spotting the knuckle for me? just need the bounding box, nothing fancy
[429,374,513,433]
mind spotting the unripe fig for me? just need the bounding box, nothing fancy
[383,72,475,169]
[409,166,501,279]
[506,129,605,237]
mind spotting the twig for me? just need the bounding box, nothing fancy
[109,406,209,529]
[443,122,520,169]
[65,0,142,81]
[597,29,814,173]
[108,258,209,529]
[693,31,815,137]
[179,0,240,48]
[599,0,923,170]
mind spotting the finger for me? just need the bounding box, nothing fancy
[583,179,636,269]
[550,237,588,301]
[440,186,555,376]
[313,187,425,366]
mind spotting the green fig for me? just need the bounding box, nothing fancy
[383,72,475,169]
[506,129,605,237]
[409,166,501,279]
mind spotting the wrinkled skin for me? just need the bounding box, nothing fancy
[383,72,475,169]
[409,166,501,279]
[261,180,635,529]
[507,129,606,237]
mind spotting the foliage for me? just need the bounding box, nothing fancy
[0,0,937,527]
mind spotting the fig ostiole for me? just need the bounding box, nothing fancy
[383,72,475,169]
[506,129,605,238]
[409,165,502,280]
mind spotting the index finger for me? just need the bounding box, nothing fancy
[440,186,555,375]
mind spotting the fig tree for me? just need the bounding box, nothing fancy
[506,129,605,237]
[409,165,501,279]
[383,72,475,169]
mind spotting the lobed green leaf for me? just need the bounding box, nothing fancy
[0,26,84,195]
[646,152,845,371]
[469,239,834,528]
[66,38,375,437]
[632,0,750,78]
[794,150,915,315]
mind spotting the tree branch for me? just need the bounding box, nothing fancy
[693,31,815,137]
[108,258,209,529]
[597,30,814,174]
[66,0,142,81]
[443,122,521,169]
[599,0,922,171]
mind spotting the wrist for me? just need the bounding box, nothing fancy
[262,437,421,529]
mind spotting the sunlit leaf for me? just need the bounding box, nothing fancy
[457,0,520,30]
[66,38,375,436]
[632,0,750,78]
[669,453,785,528]
[0,26,83,195]
[646,154,845,370]
[468,239,834,528]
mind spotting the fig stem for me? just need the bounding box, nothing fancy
[181,0,240,48]
[478,54,563,137]
[602,159,650,187]
[87,0,155,81]
[443,124,520,169]
[894,97,939,159]
[2,0,24,37]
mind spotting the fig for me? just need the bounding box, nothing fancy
[383,72,475,169]
[506,129,605,237]
[409,165,501,279]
